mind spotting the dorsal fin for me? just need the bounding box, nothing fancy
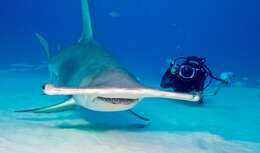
[80,0,93,42]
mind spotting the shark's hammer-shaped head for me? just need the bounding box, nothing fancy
[43,84,201,111]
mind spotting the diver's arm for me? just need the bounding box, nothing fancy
[204,65,228,85]
[208,70,228,84]
[210,73,229,85]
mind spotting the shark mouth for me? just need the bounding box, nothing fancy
[95,97,138,105]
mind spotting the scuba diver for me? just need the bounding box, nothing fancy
[160,56,228,103]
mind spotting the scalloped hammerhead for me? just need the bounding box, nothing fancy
[17,0,200,121]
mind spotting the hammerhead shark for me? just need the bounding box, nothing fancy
[17,0,200,121]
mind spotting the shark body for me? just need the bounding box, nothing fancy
[17,0,200,115]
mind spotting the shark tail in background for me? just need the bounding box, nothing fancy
[35,33,57,81]
[35,33,51,60]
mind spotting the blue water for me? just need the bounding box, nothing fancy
[0,0,260,152]
[1,0,260,81]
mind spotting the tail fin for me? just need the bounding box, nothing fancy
[35,33,51,60]
[79,0,93,41]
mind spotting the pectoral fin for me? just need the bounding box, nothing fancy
[15,98,76,113]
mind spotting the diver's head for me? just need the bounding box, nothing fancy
[185,56,206,67]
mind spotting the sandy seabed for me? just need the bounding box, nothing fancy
[0,71,260,153]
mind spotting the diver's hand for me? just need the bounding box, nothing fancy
[220,72,234,84]
[222,80,229,85]
[220,72,234,82]
[166,58,174,65]
[170,65,178,75]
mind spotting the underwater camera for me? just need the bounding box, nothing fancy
[173,56,206,82]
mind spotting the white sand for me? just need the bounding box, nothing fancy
[0,71,260,153]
